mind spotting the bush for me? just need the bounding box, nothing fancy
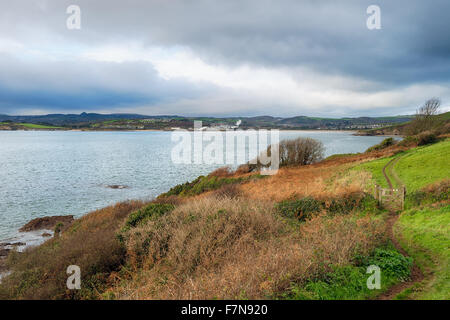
[278,137,324,167]
[416,131,437,146]
[121,203,175,232]
[406,179,449,207]
[287,248,412,300]
[276,197,322,221]
[161,174,265,198]
[366,137,395,152]
[258,137,324,168]
[276,193,381,222]
[365,248,413,281]
[209,166,233,177]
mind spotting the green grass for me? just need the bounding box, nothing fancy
[285,247,413,300]
[354,139,450,192]
[354,156,393,189]
[395,205,450,299]
[394,139,450,192]
[18,123,63,129]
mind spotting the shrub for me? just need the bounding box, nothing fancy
[366,137,395,153]
[278,137,324,167]
[365,248,413,281]
[406,98,441,135]
[287,248,412,300]
[324,193,379,216]
[209,166,233,177]
[276,197,322,221]
[275,193,381,222]
[256,137,324,169]
[416,131,437,146]
[406,179,449,207]
[121,203,175,232]
[235,164,252,174]
[160,174,265,198]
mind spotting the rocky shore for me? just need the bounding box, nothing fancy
[19,215,74,232]
[0,215,74,282]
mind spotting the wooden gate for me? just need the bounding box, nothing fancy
[374,185,406,211]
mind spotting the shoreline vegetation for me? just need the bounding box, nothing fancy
[0,107,448,300]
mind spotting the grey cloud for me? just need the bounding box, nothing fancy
[0,0,449,115]
[0,53,214,113]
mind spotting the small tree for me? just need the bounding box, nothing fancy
[408,98,441,134]
[264,137,324,167]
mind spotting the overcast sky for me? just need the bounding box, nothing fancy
[1,0,449,117]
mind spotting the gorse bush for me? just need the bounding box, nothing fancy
[275,193,381,221]
[161,174,265,197]
[162,175,241,197]
[416,131,437,146]
[366,137,395,153]
[121,203,175,232]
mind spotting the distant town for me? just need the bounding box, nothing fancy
[0,113,414,132]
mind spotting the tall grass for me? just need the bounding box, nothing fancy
[107,196,385,299]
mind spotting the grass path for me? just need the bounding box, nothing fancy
[377,154,425,300]
[383,156,405,189]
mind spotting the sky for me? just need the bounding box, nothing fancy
[0,0,449,117]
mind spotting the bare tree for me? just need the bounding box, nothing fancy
[408,98,441,134]
[261,137,324,168]
[417,98,440,118]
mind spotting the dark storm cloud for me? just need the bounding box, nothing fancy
[0,0,449,115]
[0,53,212,113]
[25,0,446,85]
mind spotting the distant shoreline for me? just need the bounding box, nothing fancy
[0,128,360,132]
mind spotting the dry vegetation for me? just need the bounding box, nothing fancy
[0,201,147,300]
[0,134,424,300]
[106,196,385,300]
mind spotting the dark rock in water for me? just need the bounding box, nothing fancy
[107,184,128,189]
[10,242,25,247]
[42,232,52,237]
[19,215,74,232]
[0,242,25,247]
[0,248,11,257]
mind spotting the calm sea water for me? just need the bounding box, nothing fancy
[0,130,388,245]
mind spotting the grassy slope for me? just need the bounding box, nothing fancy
[355,139,450,191]
[355,139,450,299]
[395,205,450,299]
[394,140,450,192]
[355,156,393,188]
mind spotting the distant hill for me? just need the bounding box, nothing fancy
[0,112,414,130]
[356,112,450,136]
[0,113,170,127]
